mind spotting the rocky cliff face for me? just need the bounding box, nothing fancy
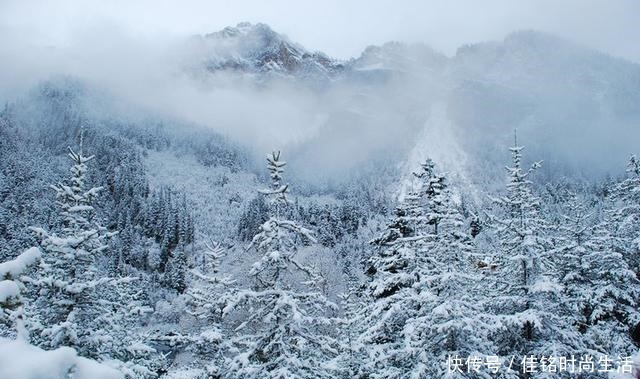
[188,22,345,82]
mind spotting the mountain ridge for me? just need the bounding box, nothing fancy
[191,22,640,81]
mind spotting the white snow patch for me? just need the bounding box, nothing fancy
[530,276,563,294]
[0,247,41,279]
[0,338,123,379]
[0,280,20,303]
[397,102,477,203]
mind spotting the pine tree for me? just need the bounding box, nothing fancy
[579,221,640,358]
[490,138,582,370]
[334,278,368,379]
[413,158,449,235]
[164,249,188,293]
[354,159,492,378]
[186,238,233,377]
[404,161,499,378]
[555,192,595,335]
[557,186,640,358]
[28,145,116,355]
[355,190,426,378]
[95,276,162,379]
[223,151,339,379]
[26,141,160,378]
[609,155,640,275]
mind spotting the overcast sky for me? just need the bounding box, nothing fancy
[1,0,640,62]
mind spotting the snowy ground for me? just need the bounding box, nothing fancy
[0,338,123,379]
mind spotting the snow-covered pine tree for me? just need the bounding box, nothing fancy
[559,180,640,356]
[27,141,160,378]
[404,160,499,378]
[164,249,188,293]
[355,184,427,379]
[490,138,582,368]
[554,192,593,333]
[223,151,339,379]
[95,275,162,379]
[609,155,640,276]
[185,238,234,377]
[334,277,367,379]
[579,221,640,358]
[188,239,233,320]
[369,185,424,247]
[413,158,449,235]
[27,144,116,355]
[356,159,498,378]
[559,186,640,358]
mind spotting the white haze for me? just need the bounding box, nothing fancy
[0,21,324,149]
[0,19,435,170]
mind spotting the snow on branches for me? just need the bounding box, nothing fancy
[223,151,339,379]
[0,247,41,341]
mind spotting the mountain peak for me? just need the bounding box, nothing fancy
[456,29,609,63]
[205,22,281,45]
[353,41,448,73]
[196,22,342,81]
[504,29,566,47]
[452,28,640,88]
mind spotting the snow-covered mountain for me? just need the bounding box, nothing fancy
[351,41,448,79]
[182,23,640,187]
[187,22,344,82]
[448,30,640,173]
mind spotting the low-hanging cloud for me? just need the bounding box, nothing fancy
[0,20,328,150]
[0,17,442,179]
